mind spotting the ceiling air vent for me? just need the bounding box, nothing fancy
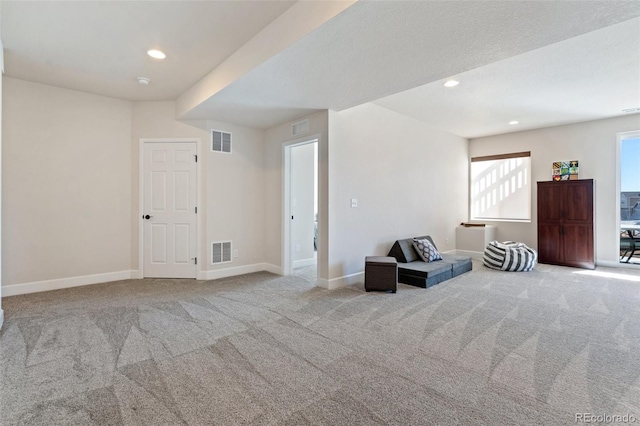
[211,241,232,264]
[291,119,309,137]
[622,107,640,114]
[211,130,232,153]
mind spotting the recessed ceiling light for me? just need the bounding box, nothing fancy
[509,120,519,125]
[147,49,166,59]
[137,77,151,85]
[444,80,459,88]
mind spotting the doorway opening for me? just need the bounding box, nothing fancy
[283,138,319,281]
[618,131,640,265]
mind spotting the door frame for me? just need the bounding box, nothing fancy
[282,135,320,276]
[138,138,202,279]
[617,130,640,268]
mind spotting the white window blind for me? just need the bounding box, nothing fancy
[470,151,531,222]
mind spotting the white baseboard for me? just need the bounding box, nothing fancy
[197,263,283,281]
[454,250,484,259]
[2,270,136,297]
[317,271,364,290]
[3,264,284,297]
[596,260,619,268]
[0,263,369,298]
[597,260,640,269]
[293,258,316,269]
[263,263,283,275]
[0,309,4,330]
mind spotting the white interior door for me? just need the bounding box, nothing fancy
[143,142,197,278]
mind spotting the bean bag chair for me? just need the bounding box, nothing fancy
[483,240,537,272]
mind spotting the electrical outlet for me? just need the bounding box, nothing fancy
[446,238,450,247]
[295,244,301,252]
[233,249,239,258]
[351,198,358,208]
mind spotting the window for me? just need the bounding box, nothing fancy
[470,151,531,222]
[619,131,640,264]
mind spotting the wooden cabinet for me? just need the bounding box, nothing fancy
[537,179,594,269]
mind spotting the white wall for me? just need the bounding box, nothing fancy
[205,119,265,273]
[2,78,133,289]
[291,143,316,265]
[469,114,640,266]
[327,103,469,284]
[131,102,209,276]
[131,101,266,278]
[264,111,329,278]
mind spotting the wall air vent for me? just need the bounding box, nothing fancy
[211,241,232,264]
[211,130,232,153]
[291,119,309,137]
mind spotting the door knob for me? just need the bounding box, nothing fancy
[143,214,152,220]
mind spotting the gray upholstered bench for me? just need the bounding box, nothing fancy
[365,256,397,293]
[388,235,472,288]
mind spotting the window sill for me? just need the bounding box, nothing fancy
[470,218,531,224]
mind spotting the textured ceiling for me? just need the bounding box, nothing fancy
[1,1,295,101]
[3,1,639,138]
[183,1,640,131]
[374,17,640,139]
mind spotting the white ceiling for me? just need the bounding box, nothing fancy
[1,1,295,101]
[374,17,640,138]
[2,1,640,138]
[182,0,640,133]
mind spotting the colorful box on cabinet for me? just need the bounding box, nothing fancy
[553,161,579,181]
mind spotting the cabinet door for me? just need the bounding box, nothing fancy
[565,181,593,223]
[537,183,564,222]
[538,224,563,264]
[563,224,594,269]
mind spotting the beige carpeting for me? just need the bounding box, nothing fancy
[2,261,640,425]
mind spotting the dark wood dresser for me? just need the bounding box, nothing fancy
[537,179,594,269]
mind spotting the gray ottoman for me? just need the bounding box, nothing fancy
[365,256,397,293]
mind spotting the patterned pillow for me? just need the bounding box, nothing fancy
[412,238,442,262]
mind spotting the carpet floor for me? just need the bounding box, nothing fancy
[2,261,640,425]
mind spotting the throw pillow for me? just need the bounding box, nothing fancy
[412,238,442,262]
